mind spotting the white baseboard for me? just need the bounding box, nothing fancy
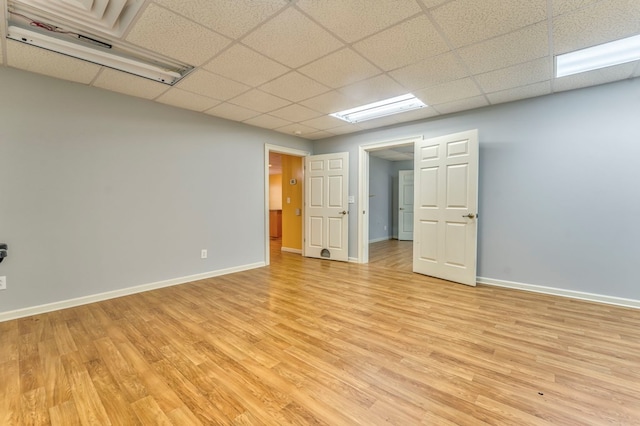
[0,262,265,322]
[477,276,640,309]
[281,247,302,254]
[369,236,392,244]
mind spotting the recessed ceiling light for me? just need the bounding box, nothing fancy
[555,34,640,78]
[330,94,427,124]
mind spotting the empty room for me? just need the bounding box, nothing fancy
[1,0,639,424]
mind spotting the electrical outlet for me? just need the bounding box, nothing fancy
[0,276,6,290]
[201,249,208,259]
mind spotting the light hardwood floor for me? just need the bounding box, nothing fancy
[1,239,639,425]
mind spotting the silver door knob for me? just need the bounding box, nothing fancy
[462,213,476,219]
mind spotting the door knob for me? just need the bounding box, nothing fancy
[462,213,476,219]
[399,207,404,210]
[339,210,347,215]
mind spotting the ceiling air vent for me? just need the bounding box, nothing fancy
[7,0,145,38]
[5,0,194,85]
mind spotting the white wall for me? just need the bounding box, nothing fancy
[313,78,640,301]
[0,67,312,315]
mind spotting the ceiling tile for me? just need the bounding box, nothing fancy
[419,0,450,8]
[230,89,291,113]
[328,124,364,135]
[154,0,288,39]
[300,115,347,131]
[339,74,406,104]
[296,0,422,43]
[125,4,230,65]
[177,69,250,101]
[415,78,482,105]
[356,113,408,129]
[552,0,640,54]
[93,68,168,99]
[304,131,336,140]
[269,104,322,122]
[299,90,360,114]
[487,81,551,104]
[242,8,343,68]
[204,103,261,122]
[433,96,489,115]
[551,0,600,16]
[6,40,100,84]
[390,106,440,124]
[389,52,469,91]
[155,88,221,112]
[203,45,290,87]
[353,15,449,71]
[299,48,381,89]
[259,72,329,102]
[475,57,552,93]
[458,22,549,74]
[275,123,318,136]
[243,114,292,129]
[553,62,637,92]
[431,0,547,48]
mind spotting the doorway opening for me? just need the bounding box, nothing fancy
[358,136,421,264]
[264,144,309,266]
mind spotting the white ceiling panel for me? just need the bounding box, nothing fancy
[299,48,381,89]
[275,123,317,136]
[177,69,250,101]
[243,114,292,129]
[353,15,449,71]
[431,0,547,48]
[154,0,288,39]
[339,74,406,104]
[553,0,640,54]
[259,72,329,102]
[458,22,549,74]
[242,8,343,68]
[296,0,422,43]
[475,57,551,93]
[487,81,552,105]
[433,96,489,115]
[204,102,261,122]
[203,45,290,87]
[389,52,469,91]
[125,4,231,65]
[6,40,100,84]
[300,115,347,131]
[230,89,290,113]
[415,78,482,106]
[156,88,221,112]
[269,104,322,122]
[3,0,638,140]
[299,90,360,114]
[93,68,168,99]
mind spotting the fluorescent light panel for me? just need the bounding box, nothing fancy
[556,34,640,78]
[330,94,427,123]
[6,25,192,85]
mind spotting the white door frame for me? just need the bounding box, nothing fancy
[264,144,310,266]
[357,136,422,264]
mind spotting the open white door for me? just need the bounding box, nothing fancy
[305,152,349,262]
[398,170,414,241]
[413,130,479,286]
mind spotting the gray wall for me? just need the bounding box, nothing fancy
[368,156,393,242]
[0,67,312,314]
[314,77,640,300]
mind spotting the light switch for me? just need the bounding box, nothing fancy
[287,197,291,204]
[348,195,355,204]
[295,208,301,216]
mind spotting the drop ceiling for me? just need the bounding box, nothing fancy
[1,0,639,140]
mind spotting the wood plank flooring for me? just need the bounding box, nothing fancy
[1,239,640,425]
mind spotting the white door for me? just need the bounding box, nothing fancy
[413,130,479,286]
[304,152,349,262]
[398,170,414,241]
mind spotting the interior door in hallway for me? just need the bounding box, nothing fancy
[304,152,349,262]
[413,130,479,286]
[398,170,414,241]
